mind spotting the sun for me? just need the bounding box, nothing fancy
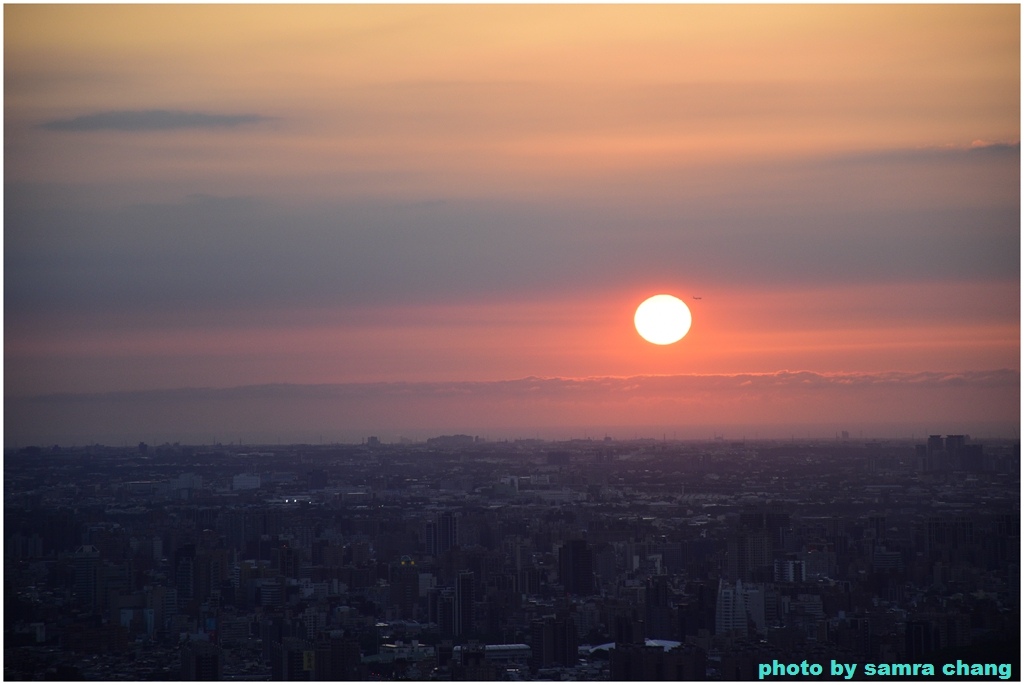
[634,294,692,345]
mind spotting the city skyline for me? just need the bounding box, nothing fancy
[5,5,1020,446]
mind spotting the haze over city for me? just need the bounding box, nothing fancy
[5,4,1019,446]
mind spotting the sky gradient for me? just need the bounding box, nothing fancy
[5,5,1020,445]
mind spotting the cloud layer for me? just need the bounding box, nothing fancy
[8,370,1018,446]
[41,109,270,132]
[6,142,1019,319]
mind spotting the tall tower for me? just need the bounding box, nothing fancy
[455,570,474,638]
[424,521,437,556]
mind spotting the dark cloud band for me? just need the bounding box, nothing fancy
[40,109,269,132]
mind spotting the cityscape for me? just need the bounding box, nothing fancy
[6,5,1019,681]
[4,432,1019,680]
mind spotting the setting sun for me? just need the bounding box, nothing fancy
[634,294,692,345]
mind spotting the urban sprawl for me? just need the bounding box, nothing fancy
[4,433,1019,680]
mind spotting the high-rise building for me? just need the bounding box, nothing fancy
[715,578,748,637]
[72,545,101,611]
[726,532,772,581]
[174,544,198,612]
[272,637,313,681]
[272,544,300,579]
[390,556,420,620]
[773,558,806,583]
[312,630,362,681]
[197,548,229,604]
[645,576,675,640]
[257,578,285,609]
[424,521,436,556]
[181,640,223,681]
[438,512,458,555]
[450,642,499,681]
[529,615,577,671]
[905,620,936,661]
[429,588,457,638]
[612,612,645,646]
[558,539,594,596]
[455,571,475,638]
[425,511,459,556]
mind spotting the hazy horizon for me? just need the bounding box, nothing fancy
[7,369,1018,447]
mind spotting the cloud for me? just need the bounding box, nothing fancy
[40,109,270,132]
[6,154,1020,324]
[7,370,1018,446]
[31,368,1016,400]
[825,141,1020,166]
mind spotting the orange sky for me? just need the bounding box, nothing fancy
[6,5,1018,200]
[4,5,1019,443]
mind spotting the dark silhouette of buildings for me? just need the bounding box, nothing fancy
[3,434,1018,680]
[558,539,594,596]
[426,511,458,556]
[530,614,577,671]
[455,570,475,638]
[610,642,706,680]
[181,640,223,680]
[390,556,420,620]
